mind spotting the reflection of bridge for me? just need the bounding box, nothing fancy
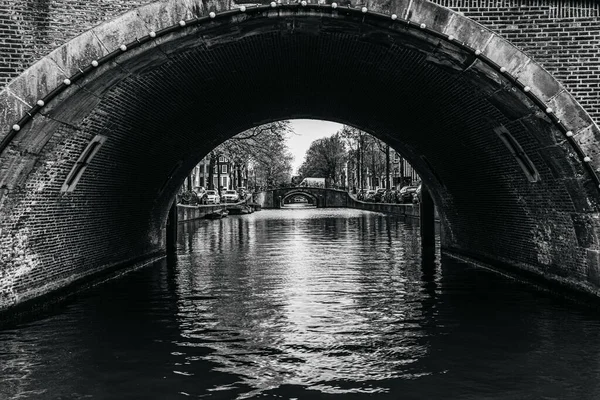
[254,187,354,208]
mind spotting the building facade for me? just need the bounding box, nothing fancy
[190,155,248,192]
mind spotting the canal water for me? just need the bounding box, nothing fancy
[2,208,600,399]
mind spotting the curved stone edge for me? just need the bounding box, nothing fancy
[0,0,221,144]
[1,0,599,178]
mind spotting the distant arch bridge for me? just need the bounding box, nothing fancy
[255,187,354,208]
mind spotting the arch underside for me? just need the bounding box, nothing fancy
[283,191,318,204]
[2,2,600,310]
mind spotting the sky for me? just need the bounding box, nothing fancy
[287,119,343,174]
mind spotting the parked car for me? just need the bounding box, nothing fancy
[373,188,386,202]
[399,185,418,203]
[222,190,240,203]
[383,189,399,204]
[364,190,377,202]
[204,190,220,204]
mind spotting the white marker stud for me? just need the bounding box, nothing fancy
[584,156,592,162]
[523,86,531,92]
[332,2,337,8]
[91,60,99,67]
[12,124,20,131]
[420,23,426,29]
[209,11,216,18]
[149,31,156,38]
[271,2,276,7]
[361,6,367,12]
[179,20,186,27]
[63,78,71,85]
[120,44,127,51]
[391,14,397,20]
[240,6,246,12]
[37,100,45,107]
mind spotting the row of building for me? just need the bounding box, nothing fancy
[186,149,420,193]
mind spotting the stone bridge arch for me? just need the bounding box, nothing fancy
[1,0,600,311]
[281,190,319,206]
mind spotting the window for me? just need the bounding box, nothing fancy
[495,126,539,183]
[199,165,204,173]
[221,177,227,187]
[221,164,227,173]
[61,135,107,192]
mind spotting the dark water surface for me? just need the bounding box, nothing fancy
[2,208,600,399]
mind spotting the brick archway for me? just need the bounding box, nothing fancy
[282,191,319,205]
[1,0,600,311]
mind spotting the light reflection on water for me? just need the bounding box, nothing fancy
[177,209,427,397]
[2,208,600,399]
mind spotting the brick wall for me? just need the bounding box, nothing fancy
[0,0,153,87]
[1,1,600,122]
[430,0,600,124]
[1,1,600,311]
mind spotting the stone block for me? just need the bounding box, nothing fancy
[549,90,594,134]
[92,10,149,55]
[408,0,453,33]
[487,86,536,121]
[39,85,102,127]
[442,13,494,52]
[515,61,561,104]
[75,60,131,98]
[11,114,63,155]
[573,124,600,168]
[387,0,412,20]
[6,57,65,107]
[0,90,31,145]
[482,35,530,76]
[135,0,196,33]
[426,39,475,73]
[47,30,109,79]
[113,42,171,75]
[0,152,37,190]
[153,26,210,57]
